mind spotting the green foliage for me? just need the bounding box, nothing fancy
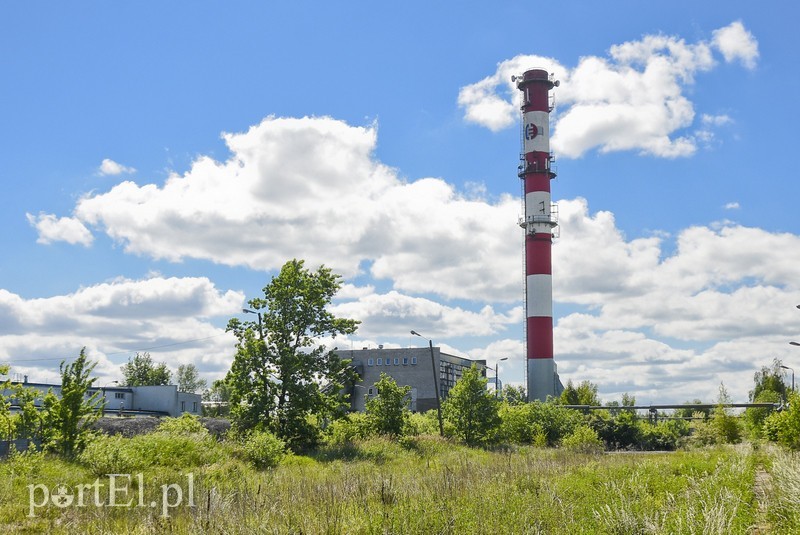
[326,412,371,444]
[202,378,232,417]
[365,373,411,437]
[78,434,140,475]
[744,389,781,439]
[9,384,45,444]
[241,429,286,469]
[558,380,600,406]
[120,351,172,386]
[156,412,209,436]
[560,424,604,454]
[712,383,742,444]
[501,385,527,405]
[225,259,359,451]
[764,391,800,449]
[750,357,790,402]
[45,348,102,457]
[176,363,207,393]
[442,365,500,445]
[406,410,442,436]
[498,401,582,446]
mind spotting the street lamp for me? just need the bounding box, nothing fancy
[780,364,795,392]
[487,357,508,399]
[496,357,508,399]
[242,308,263,340]
[410,330,444,437]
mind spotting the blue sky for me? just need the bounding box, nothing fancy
[2,1,799,403]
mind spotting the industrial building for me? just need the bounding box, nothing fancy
[3,379,202,417]
[337,347,487,412]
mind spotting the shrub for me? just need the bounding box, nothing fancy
[157,413,209,436]
[326,412,371,445]
[79,434,141,476]
[561,425,604,454]
[407,410,442,436]
[241,430,286,469]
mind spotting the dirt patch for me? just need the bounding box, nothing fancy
[751,465,772,534]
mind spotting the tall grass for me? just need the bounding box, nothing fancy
[0,436,765,534]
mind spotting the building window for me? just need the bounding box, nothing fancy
[386,358,391,366]
[193,401,198,413]
[114,392,125,399]
[368,387,374,396]
[368,358,374,366]
[181,401,186,412]
[411,357,417,365]
[377,358,382,365]
[403,357,408,366]
[394,358,399,365]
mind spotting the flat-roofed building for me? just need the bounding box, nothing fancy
[338,347,487,412]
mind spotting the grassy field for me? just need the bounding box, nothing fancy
[1,436,797,534]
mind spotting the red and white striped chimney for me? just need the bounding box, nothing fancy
[515,69,561,401]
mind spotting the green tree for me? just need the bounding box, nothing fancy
[365,373,411,437]
[750,358,790,402]
[202,378,231,417]
[225,259,359,450]
[443,365,500,445]
[0,364,14,439]
[121,352,171,386]
[46,348,102,457]
[176,363,207,393]
[712,383,742,444]
[559,380,600,406]
[502,385,527,406]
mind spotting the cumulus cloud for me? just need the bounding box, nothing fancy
[45,116,524,302]
[26,213,94,246]
[724,202,740,210]
[99,158,136,176]
[0,277,243,383]
[458,22,758,158]
[712,21,759,69]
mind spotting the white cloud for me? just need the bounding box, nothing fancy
[724,201,740,210]
[99,158,136,176]
[712,21,759,70]
[458,23,757,158]
[0,277,243,383]
[46,116,524,302]
[26,213,94,246]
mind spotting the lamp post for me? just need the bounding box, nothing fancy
[242,308,263,339]
[782,363,796,392]
[411,330,444,437]
[495,357,508,399]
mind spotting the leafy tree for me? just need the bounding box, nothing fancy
[0,364,14,439]
[45,348,102,457]
[744,389,782,439]
[11,384,45,446]
[443,365,500,445]
[202,378,231,417]
[750,358,790,402]
[559,380,600,406]
[176,363,207,393]
[365,373,411,437]
[675,399,711,420]
[502,385,527,406]
[121,352,171,386]
[225,259,359,450]
[712,383,742,444]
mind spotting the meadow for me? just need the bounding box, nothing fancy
[2,432,798,534]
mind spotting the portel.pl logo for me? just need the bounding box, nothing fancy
[27,473,195,518]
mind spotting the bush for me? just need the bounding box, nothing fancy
[241,430,286,469]
[157,413,209,437]
[79,434,141,476]
[499,402,582,446]
[326,413,371,445]
[561,425,604,454]
[407,410,442,436]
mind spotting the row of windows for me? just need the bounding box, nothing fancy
[367,356,417,367]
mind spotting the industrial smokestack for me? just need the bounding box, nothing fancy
[516,69,562,401]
